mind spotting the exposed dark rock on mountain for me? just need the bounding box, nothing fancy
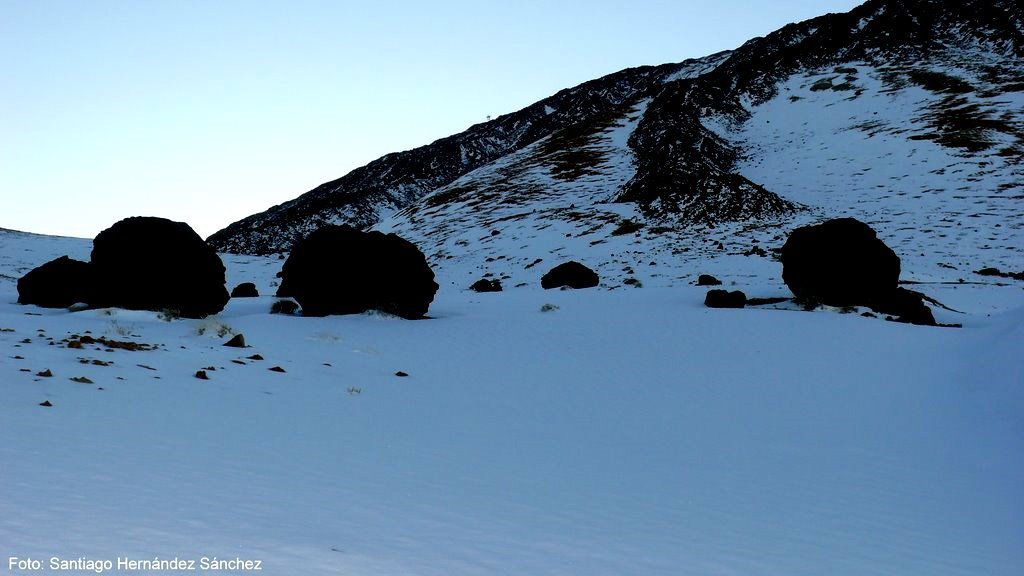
[704,289,747,309]
[276,225,438,319]
[782,218,899,307]
[541,261,599,290]
[231,282,259,298]
[208,57,725,255]
[17,256,92,308]
[619,0,1022,223]
[89,217,230,319]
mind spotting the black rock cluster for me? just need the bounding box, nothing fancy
[18,217,229,319]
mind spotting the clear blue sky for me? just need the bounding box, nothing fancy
[1,0,862,239]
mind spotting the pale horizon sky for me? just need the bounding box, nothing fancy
[1,0,862,240]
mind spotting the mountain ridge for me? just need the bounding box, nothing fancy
[209,0,1023,268]
[207,53,729,255]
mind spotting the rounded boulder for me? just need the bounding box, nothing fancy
[541,261,599,290]
[276,225,438,319]
[89,217,230,318]
[17,256,92,308]
[781,218,899,307]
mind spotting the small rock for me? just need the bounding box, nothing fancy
[71,376,94,384]
[223,334,246,348]
[36,369,53,377]
[395,371,409,377]
[269,366,286,373]
[247,354,264,361]
[696,274,722,286]
[270,299,300,315]
[469,278,503,292]
[39,400,53,407]
[194,370,210,380]
[230,282,259,298]
[541,261,599,290]
[704,289,747,309]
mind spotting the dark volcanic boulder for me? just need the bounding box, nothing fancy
[17,256,92,308]
[696,274,722,286]
[89,217,229,318]
[276,225,438,319]
[541,261,599,290]
[781,218,899,307]
[470,278,502,292]
[704,289,747,309]
[231,282,259,298]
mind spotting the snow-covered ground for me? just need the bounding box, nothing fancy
[1,228,1021,575]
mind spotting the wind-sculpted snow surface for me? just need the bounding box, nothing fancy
[1,228,1022,575]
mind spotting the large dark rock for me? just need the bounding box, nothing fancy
[276,225,438,319]
[89,217,229,318]
[704,289,747,309]
[17,256,92,308]
[541,261,599,290]
[781,218,900,307]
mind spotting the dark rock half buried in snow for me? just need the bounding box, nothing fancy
[230,282,259,298]
[17,256,92,309]
[872,287,937,326]
[88,217,230,319]
[469,278,503,292]
[276,225,438,319]
[696,274,722,286]
[704,289,747,309]
[541,261,599,290]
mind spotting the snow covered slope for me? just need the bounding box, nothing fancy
[207,53,730,255]
[1,227,1022,575]
[212,0,1023,276]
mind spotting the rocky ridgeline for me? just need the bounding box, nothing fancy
[207,0,1022,257]
[206,56,725,255]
